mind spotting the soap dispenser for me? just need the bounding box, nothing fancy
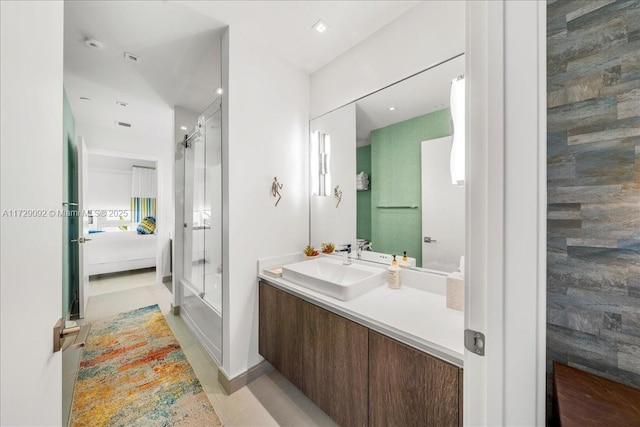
[399,251,411,269]
[387,255,401,289]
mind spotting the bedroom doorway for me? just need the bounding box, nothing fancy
[83,152,160,298]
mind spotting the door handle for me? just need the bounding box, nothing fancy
[71,237,92,243]
[53,318,91,352]
[424,236,437,243]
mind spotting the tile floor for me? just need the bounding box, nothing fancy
[63,271,337,427]
[87,268,157,296]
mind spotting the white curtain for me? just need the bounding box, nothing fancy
[131,166,157,198]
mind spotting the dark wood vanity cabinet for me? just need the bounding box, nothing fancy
[258,281,463,427]
[258,281,304,390]
[303,302,368,427]
[369,331,460,427]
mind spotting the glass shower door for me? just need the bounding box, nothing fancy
[183,105,222,312]
[180,102,222,364]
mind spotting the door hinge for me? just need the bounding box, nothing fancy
[465,329,485,356]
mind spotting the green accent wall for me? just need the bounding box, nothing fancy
[63,89,78,318]
[370,108,452,267]
[356,145,372,242]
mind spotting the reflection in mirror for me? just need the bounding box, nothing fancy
[310,53,465,272]
[311,131,331,196]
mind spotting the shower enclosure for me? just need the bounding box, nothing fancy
[177,100,223,364]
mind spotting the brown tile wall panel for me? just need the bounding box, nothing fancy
[547,0,640,419]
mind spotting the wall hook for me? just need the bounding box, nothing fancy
[272,177,283,207]
[334,185,342,208]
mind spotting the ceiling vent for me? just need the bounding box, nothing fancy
[123,52,141,63]
[116,121,132,128]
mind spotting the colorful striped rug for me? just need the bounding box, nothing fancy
[69,305,222,427]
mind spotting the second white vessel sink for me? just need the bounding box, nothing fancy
[282,257,385,301]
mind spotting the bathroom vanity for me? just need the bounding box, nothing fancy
[257,254,464,426]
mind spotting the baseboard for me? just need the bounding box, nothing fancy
[162,275,172,283]
[218,360,273,394]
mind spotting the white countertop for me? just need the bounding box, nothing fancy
[258,253,465,367]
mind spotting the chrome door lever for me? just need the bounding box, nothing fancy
[53,318,91,352]
[71,237,92,243]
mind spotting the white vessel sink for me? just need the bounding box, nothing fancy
[282,257,385,301]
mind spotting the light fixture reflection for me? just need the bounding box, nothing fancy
[450,75,465,186]
[311,130,331,196]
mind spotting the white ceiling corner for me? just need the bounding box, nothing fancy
[63,1,422,146]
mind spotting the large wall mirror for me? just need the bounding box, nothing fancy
[309,53,465,272]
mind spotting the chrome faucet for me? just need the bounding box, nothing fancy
[337,244,352,265]
[357,241,371,259]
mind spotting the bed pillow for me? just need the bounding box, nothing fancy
[137,216,156,235]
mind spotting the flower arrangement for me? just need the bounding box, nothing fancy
[321,242,335,254]
[303,245,319,257]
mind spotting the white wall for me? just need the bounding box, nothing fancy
[309,103,356,249]
[0,1,64,425]
[86,169,132,213]
[77,123,173,279]
[223,28,310,379]
[310,1,465,118]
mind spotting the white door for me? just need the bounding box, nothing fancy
[464,1,546,425]
[421,136,465,272]
[78,137,90,318]
[0,1,64,425]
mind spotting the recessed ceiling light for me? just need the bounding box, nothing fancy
[216,87,223,95]
[313,19,328,33]
[180,126,188,131]
[80,97,91,102]
[388,106,396,111]
[84,38,104,50]
[116,101,128,107]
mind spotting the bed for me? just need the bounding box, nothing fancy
[86,217,157,276]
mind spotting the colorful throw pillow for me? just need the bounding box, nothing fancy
[137,216,156,235]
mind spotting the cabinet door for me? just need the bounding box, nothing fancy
[369,331,459,427]
[258,281,304,390]
[303,302,368,427]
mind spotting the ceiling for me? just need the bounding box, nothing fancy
[64,1,225,144]
[180,1,421,73]
[63,1,422,150]
[355,53,465,146]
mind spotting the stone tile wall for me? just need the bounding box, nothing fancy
[547,0,640,390]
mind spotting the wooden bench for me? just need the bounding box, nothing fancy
[553,361,640,426]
